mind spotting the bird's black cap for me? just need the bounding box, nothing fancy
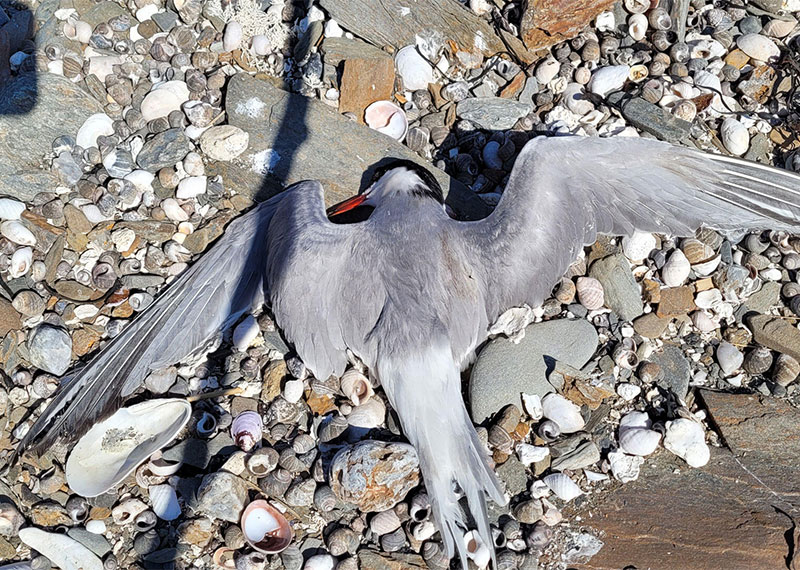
[370,159,444,204]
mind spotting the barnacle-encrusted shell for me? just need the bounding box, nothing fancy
[774,353,800,387]
[576,276,604,310]
[662,249,691,287]
[240,499,293,554]
[231,410,263,452]
[340,369,374,406]
[541,393,585,433]
[542,473,583,502]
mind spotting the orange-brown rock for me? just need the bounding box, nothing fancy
[521,0,616,50]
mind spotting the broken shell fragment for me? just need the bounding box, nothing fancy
[664,418,710,468]
[240,499,293,554]
[365,101,408,142]
[231,410,263,452]
[541,393,585,433]
[66,399,192,497]
[464,530,491,568]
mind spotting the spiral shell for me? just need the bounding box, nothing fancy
[247,447,280,476]
[409,491,430,521]
[648,7,671,30]
[576,276,604,310]
[537,419,561,442]
[542,473,583,502]
[628,13,648,41]
[370,509,401,535]
[135,510,157,532]
[672,99,696,122]
[260,468,292,497]
[313,485,337,512]
[554,278,576,304]
[743,346,773,375]
[149,484,181,520]
[664,418,710,467]
[662,249,691,287]
[422,542,449,570]
[613,345,639,369]
[65,496,88,523]
[512,499,544,524]
[326,527,359,557]
[541,393,584,433]
[774,353,800,387]
[380,527,406,552]
[318,415,349,442]
[240,499,293,554]
[231,410,262,452]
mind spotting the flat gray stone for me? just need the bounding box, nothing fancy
[320,37,391,67]
[742,281,781,314]
[0,73,103,201]
[221,73,488,219]
[193,471,249,522]
[456,97,532,130]
[27,324,72,375]
[607,93,691,143]
[650,343,690,398]
[136,128,193,171]
[589,253,643,322]
[469,318,599,423]
[67,528,112,557]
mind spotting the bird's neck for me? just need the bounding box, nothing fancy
[372,194,444,226]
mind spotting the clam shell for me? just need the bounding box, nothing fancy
[231,410,263,452]
[542,473,583,502]
[19,528,103,570]
[1,221,35,246]
[541,393,584,433]
[395,45,433,91]
[621,231,656,261]
[66,399,191,497]
[681,238,715,264]
[304,554,337,570]
[662,249,690,287]
[370,509,402,535]
[9,247,32,278]
[736,33,780,62]
[148,484,180,520]
[347,397,385,429]
[588,65,629,97]
[364,101,408,142]
[691,310,717,333]
[576,276,604,310]
[720,118,749,156]
[464,530,491,568]
[141,81,190,122]
[213,547,237,569]
[340,369,373,406]
[664,418,709,468]
[774,353,800,387]
[0,198,25,220]
[240,499,293,554]
[717,341,743,375]
[76,113,114,149]
[692,254,721,277]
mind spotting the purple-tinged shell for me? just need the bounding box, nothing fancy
[231,411,263,452]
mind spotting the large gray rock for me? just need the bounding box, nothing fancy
[589,253,643,322]
[0,73,103,201]
[469,318,599,423]
[136,128,193,171]
[220,73,489,219]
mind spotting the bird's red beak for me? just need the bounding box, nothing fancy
[326,194,368,217]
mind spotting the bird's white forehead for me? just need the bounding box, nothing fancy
[373,167,424,194]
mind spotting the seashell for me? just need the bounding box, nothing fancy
[691,310,717,333]
[576,276,604,310]
[76,114,114,150]
[213,547,237,569]
[283,379,304,404]
[1,221,35,246]
[535,56,560,84]
[370,509,401,535]
[782,252,800,270]
[347,398,386,428]
[672,99,696,122]
[260,468,292,498]
[9,247,32,278]
[134,509,157,532]
[304,554,337,570]
[67,399,191,497]
[623,0,648,13]
[231,410,263,452]
[327,527,359,557]
[241,499,293,554]
[422,542,450,569]
[648,7,671,30]
[233,314,260,350]
[409,491,430,522]
[223,21,242,52]
[246,446,280,476]
[412,520,437,541]
[694,288,723,310]
[148,484,181,520]
[744,346,773,375]
[111,498,148,524]
[553,277,576,304]
[622,231,655,261]
[176,175,207,200]
[0,198,25,220]
[774,353,800,387]
[763,18,798,38]
[618,412,661,456]
[664,418,709,468]
[308,485,335,513]
[542,473,583,502]
[662,249,690,287]
[280,545,303,570]
[588,65,629,97]
[463,530,491,568]
[161,198,189,222]
[141,81,190,122]
[717,341,743,375]
[64,19,92,43]
[364,101,408,142]
[628,13,647,41]
[537,419,561,441]
[541,393,585,433]
[613,345,639,369]
[692,254,721,277]
[395,46,433,91]
[736,33,780,62]
[196,410,217,437]
[512,499,544,524]
[720,118,749,156]
[19,528,103,570]
[681,238,714,264]
[318,414,348,442]
[340,369,373,406]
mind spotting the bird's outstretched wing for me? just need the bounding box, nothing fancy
[458,135,800,322]
[18,193,283,455]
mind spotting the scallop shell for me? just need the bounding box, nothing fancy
[621,231,656,261]
[774,353,800,387]
[1,221,35,246]
[19,528,103,570]
[464,530,491,568]
[370,509,401,535]
[576,276,604,310]
[542,473,583,502]
[717,341,744,375]
[541,393,584,433]
[66,399,191,497]
[347,397,385,429]
[628,13,648,41]
[736,33,780,62]
[240,499,293,554]
[148,484,180,520]
[340,369,374,406]
[720,118,749,156]
[364,101,408,142]
[662,249,690,287]
[664,418,709,468]
[9,247,32,278]
[231,410,263,452]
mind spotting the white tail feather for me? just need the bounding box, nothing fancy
[377,343,507,567]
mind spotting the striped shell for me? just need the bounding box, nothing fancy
[542,473,583,502]
[313,485,337,512]
[370,509,402,535]
[576,276,604,310]
[554,278,576,304]
[231,411,262,452]
[681,238,715,264]
[340,369,374,406]
[148,484,181,521]
[774,353,800,387]
[743,346,773,375]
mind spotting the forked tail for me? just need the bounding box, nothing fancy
[377,343,507,567]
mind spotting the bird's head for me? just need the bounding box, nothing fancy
[327,160,444,218]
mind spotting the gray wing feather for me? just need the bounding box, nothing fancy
[18,196,281,453]
[460,135,800,321]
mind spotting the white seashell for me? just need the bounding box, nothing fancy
[672,99,696,122]
[303,554,337,570]
[662,249,690,287]
[124,170,155,193]
[111,498,148,524]
[0,221,36,246]
[616,382,641,401]
[762,18,797,38]
[76,113,114,149]
[589,65,630,97]
[251,34,271,56]
[412,520,437,541]
[223,21,242,51]
[521,392,543,420]
[65,19,92,43]
[0,198,25,220]
[141,81,190,122]
[694,288,723,310]
[619,426,661,456]
[535,56,560,84]
[364,101,408,142]
[340,369,373,406]
[736,33,781,62]
[347,398,385,428]
[663,418,710,468]
[395,46,433,90]
[721,118,749,156]
[241,499,293,554]
[716,341,743,375]
[622,231,656,261]
[541,393,584,433]
[19,528,103,570]
[85,519,107,534]
[516,443,550,466]
[464,530,491,568]
[576,276,604,310]
[628,13,647,41]
[9,247,32,278]
[162,198,189,222]
[283,379,304,403]
[542,473,583,502]
[692,254,721,277]
[149,484,181,520]
[233,315,260,350]
[370,509,402,536]
[608,449,643,482]
[619,410,651,430]
[691,310,717,333]
[148,455,183,477]
[595,11,615,32]
[66,399,192,497]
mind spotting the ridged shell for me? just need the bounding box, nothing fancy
[231,410,262,452]
[720,118,749,156]
[576,276,604,310]
[464,530,491,567]
[619,426,661,456]
[240,499,293,554]
[340,369,374,406]
[422,542,449,570]
[743,346,773,375]
[692,254,721,277]
[149,484,180,520]
[347,398,385,428]
[554,277,576,304]
[318,414,349,442]
[681,238,714,264]
[365,101,408,142]
[487,424,514,452]
[782,252,800,270]
[628,13,648,41]
[541,393,585,433]
[409,491,430,521]
[542,473,583,502]
[662,249,690,287]
[260,468,292,497]
[537,419,561,441]
[717,341,744,375]
[9,247,32,278]
[774,353,800,387]
[380,527,406,552]
[313,484,337,512]
[326,527,359,557]
[370,509,402,535]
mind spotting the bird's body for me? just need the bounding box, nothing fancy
[18,135,800,566]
